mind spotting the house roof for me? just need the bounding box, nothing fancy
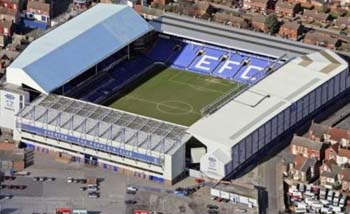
[303,10,330,20]
[251,0,270,4]
[309,122,329,139]
[340,168,350,181]
[304,31,339,46]
[295,155,307,170]
[27,1,50,14]
[300,158,317,172]
[335,17,350,26]
[326,143,339,154]
[0,19,13,29]
[291,135,323,151]
[214,13,245,24]
[281,21,302,30]
[322,159,341,176]
[252,14,266,23]
[281,22,302,30]
[0,7,17,16]
[321,170,335,178]
[309,122,350,142]
[0,0,20,4]
[338,148,350,157]
[6,4,153,94]
[329,127,350,141]
[276,1,298,9]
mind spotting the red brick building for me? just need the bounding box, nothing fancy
[252,14,267,32]
[249,0,273,13]
[290,135,324,160]
[275,1,301,17]
[278,21,303,40]
[302,10,331,24]
[325,143,339,161]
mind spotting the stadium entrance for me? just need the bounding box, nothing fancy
[84,154,98,166]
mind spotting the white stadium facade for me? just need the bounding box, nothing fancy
[0,4,349,184]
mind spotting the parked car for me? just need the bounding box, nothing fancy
[15,171,30,176]
[80,187,87,191]
[124,200,137,205]
[0,194,12,200]
[67,177,73,183]
[47,177,55,181]
[127,186,138,192]
[207,204,219,209]
[32,177,39,182]
[208,210,218,214]
[88,192,99,199]
[126,190,136,194]
[88,186,99,191]
[39,177,46,181]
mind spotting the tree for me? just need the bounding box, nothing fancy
[265,14,280,34]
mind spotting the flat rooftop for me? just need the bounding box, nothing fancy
[150,13,324,59]
[188,50,348,151]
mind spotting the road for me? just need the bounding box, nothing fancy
[259,153,284,214]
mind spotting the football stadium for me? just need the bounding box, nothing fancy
[0,4,349,184]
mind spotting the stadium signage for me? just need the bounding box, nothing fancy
[4,93,15,111]
[194,55,264,82]
[208,156,217,172]
[20,123,162,165]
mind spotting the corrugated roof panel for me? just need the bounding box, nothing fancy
[8,4,153,93]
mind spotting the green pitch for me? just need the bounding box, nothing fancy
[109,66,240,126]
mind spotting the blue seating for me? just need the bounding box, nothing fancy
[170,43,202,69]
[148,38,177,62]
[189,47,224,74]
[233,57,271,84]
[212,54,246,79]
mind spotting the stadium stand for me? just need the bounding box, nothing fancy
[146,37,280,85]
[81,57,154,103]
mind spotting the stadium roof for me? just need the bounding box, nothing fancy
[18,95,189,157]
[6,4,153,94]
[188,50,347,152]
[150,14,323,59]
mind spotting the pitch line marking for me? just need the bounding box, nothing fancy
[126,96,201,116]
[196,75,233,87]
[156,100,194,115]
[168,71,232,94]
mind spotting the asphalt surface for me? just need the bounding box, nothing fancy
[0,153,258,214]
